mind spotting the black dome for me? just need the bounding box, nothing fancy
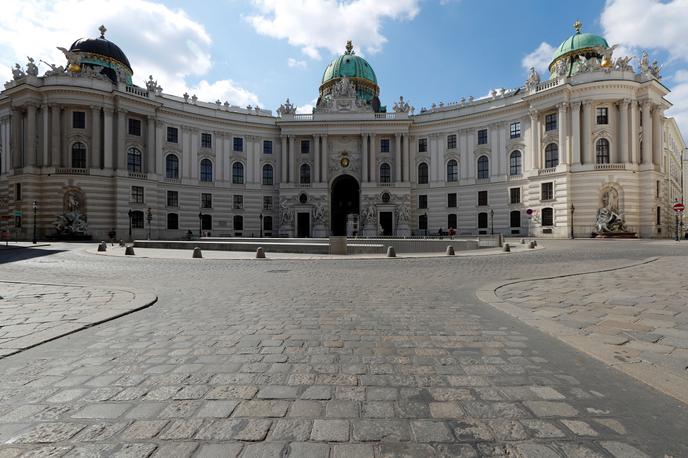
[69,36,132,72]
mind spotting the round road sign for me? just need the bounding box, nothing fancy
[674,203,685,213]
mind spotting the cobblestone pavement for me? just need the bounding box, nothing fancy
[491,256,688,405]
[0,241,686,456]
[0,281,157,358]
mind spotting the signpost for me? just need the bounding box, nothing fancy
[0,215,10,246]
[526,208,533,237]
[674,203,685,242]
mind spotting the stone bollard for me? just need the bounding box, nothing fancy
[125,246,135,255]
[446,245,455,256]
[256,247,265,259]
[386,246,396,258]
[528,241,535,249]
[503,243,511,252]
[520,238,525,244]
[192,247,203,258]
[119,240,126,247]
[533,240,538,247]
[98,241,107,252]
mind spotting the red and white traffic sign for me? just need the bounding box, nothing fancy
[674,203,685,213]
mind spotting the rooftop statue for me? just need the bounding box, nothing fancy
[41,60,66,76]
[277,98,296,116]
[525,67,540,91]
[11,63,25,80]
[614,55,633,72]
[25,57,38,76]
[331,76,356,98]
[57,46,81,72]
[146,75,163,94]
[393,96,412,113]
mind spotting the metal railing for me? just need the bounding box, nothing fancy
[55,167,89,175]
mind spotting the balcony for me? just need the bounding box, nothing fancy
[128,171,149,180]
[507,174,523,181]
[125,85,149,98]
[538,167,557,176]
[55,167,89,175]
[594,163,626,170]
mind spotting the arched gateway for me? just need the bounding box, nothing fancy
[330,174,359,236]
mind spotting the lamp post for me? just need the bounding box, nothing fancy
[127,209,133,242]
[259,212,263,238]
[490,208,494,235]
[146,207,152,240]
[570,203,575,239]
[424,211,428,237]
[32,200,38,244]
[198,212,203,238]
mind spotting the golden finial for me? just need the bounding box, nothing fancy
[573,20,582,34]
[99,25,107,38]
[345,40,353,54]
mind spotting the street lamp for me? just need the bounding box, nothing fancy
[259,212,263,238]
[146,207,152,240]
[424,211,428,237]
[490,208,494,235]
[570,203,575,239]
[198,212,203,238]
[32,200,38,244]
[127,209,133,242]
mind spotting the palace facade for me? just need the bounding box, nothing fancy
[0,23,684,241]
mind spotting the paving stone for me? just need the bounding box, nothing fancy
[205,385,258,400]
[325,400,359,418]
[451,419,494,441]
[288,400,323,417]
[74,422,128,442]
[71,403,131,419]
[513,443,561,458]
[300,386,333,400]
[287,442,330,458]
[361,401,395,418]
[111,443,158,457]
[120,420,169,440]
[366,387,397,401]
[410,420,454,442]
[529,386,565,400]
[233,400,290,417]
[520,419,566,438]
[351,420,411,441]
[523,401,578,417]
[487,419,529,441]
[123,403,166,419]
[434,444,478,458]
[331,443,376,458]
[268,419,312,441]
[10,422,85,443]
[150,442,198,458]
[194,443,243,458]
[195,400,239,418]
[599,441,650,458]
[378,442,436,457]
[256,385,300,400]
[310,419,349,441]
[157,419,205,440]
[194,419,271,441]
[429,402,463,419]
[561,419,598,436]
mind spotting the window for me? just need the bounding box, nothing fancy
[448,193,457,208]
[131,210,144,228]
[510,187,521,204]
[419,213,428,231]
[264,216,273,232]
[656,180,660,198]
[233,215,243,231]
[262,164,273,185]
[448,214,457,230]
[447,134,457,149]
[596,107,608,125]
[510,210,521,228]
[447,160,458,182]
[417,163,429,184]
[478,190,488,206]
[545,113,557,131]
[166,127,178,143]
[233,137,243,152]
[596,138,610,164]
[380,139,390,153]
[131,186,144,203]
[380,163,391,183]
[477,129,488,145]
[201,133,212,149]
[509,151,522,176]
[166,190,178,208]
[541,182,554,201]
[542,207,554,226]
[200,158,213,182]
[167,213,179,230]
[544,143,559,168]
[510,122,521,139]
[263,196,273,211]
[127,147,142,173]
[656,206,661,225]
[128,118,141,136]
[418,195,428,209]
[478,212,488,229]
[72,111,85,129]
[477,155,489,179]
[230,194,242,209]
[201,214,212,231]
[263,140,272,154]
[15,183,21,201]
[71,142,86,169]
[301,140,310,154]
[201,193,212,209]
[232,162,244,184]
[418,138,427,152]
[300,164,311,184]
[165,154,179,179]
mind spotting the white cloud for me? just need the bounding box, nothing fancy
[288,58,307,69]
[246,0,420,60]
[521,42,555,76]
[674,69,688,83]
[295,98,318,114]
[184,80,261,107]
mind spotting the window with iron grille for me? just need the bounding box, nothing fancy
[542,207,554,226]
[448,214,457,230]
[201,133,212,148]
[232,162,244,184]
[167,213,179,230]
[418,138,427,152]
[263,140,272,154]
[262,164,273,185]
[380,139,390,153]
[233,195,243,210]
[166,190,178,208]
[545,113,557,131]
[263,196,273,211]
[127,147,142,173]
[477,156,489,179]
[128,118,141,136]
[131,210,144,228]
[509,151,522,176]
[417,163,429,184]
[447,134,457,149]
[448,193,457,208]
[233,215,243,231]
[166,127,178,143]
[418,194,428,209]
[72,111,85,129]
[477,129,488,145]
[541,182,554,201]
[131,186,144,203]
[478,212,488,228]
[201,193,212,209]
[596,107,608,124]
[478,190,488,206]
[301,140,310,154]
[510,187,521,204]
[510,122,521,139]
[200,158,213,182]
[166,154,179,179]
[71,142,86,168]
[419,213,427,231]
[510,210,521,227]
[233,137,243,152]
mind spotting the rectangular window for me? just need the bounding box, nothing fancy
[419,213,428,231]
[510,187,521,204]
[201,193,212,209]
[545,113,557,131]
[128,118,141,136]
[72,111,86,129]
[131,186,144,203]
[132,211,144,229]
[510,122,521,139]
[201,133,212,149]
[15,183,21,201]
[233,195,243,210]
[167,213,179,230]
[448,214,457,230]
[478,190,488,206]
[263,196,273,211]
[447,134,457,149]
[656,180,660,198]
[418,194,428,209]
[477,129,488,145]
[166,190,178,208]
[166,126,178,143]
[418,138,427,153]
[301,140,310,154]
[380,139,390,153]
[447,193,457,208]
[596,107,608,125]
[541,182,554,201]
[263,140,272,154]
[233,137,243,152]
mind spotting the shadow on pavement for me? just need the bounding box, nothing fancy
[0,248,67,264]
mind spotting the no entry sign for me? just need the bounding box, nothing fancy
[674,203,685,213]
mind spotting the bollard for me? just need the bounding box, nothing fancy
[386,246,396,258]
[256,247,266,259]
[528,241,535,249]
[520,238,525,244]
[192,247,203,258]
[446,245,455,256]
[533,240,538,247]
[503,243,511,252]
[125,246,135,255]
[119,240,126,247]
[98,241,107,252]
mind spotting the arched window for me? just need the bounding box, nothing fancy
[232,162,244,184]
[509,151,522,176]
[542,207,554,226]
[446,159,458,182]
[380,163,391,183]
[167,213,179,230]
[477,156,489,179]
[262,164,273,185]
[127,147,142,173]
[300,164,311,184]
[200,158,213,182]
[510,210,521,228]
[71,142,86,169]
[596,138,610,164]
[478,212,488,229]
[418,162,429,184]
[165,154,179,179]
[545,143,559,168]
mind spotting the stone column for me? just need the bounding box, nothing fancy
[395,133,402,182]
[430,134,438,182]
[314,134,320,183]
[288,135,295,183]
[558,103,568,164]
[11,109,21,168]
[498,123,507,176]
[403,133,410,182]
[90,106,101,169]
[215,131,224,181]
[61,106,69,167]
[459,130,469,179]
[0,117,7,172]
[490,126,499,175]
[280,136,288,183]
[618,99,629,164]
[103,108,113,169]
[224,135,232,186]
[26,104,36,167]
[369,133,376,183]
[529,110,540,170]
[641,101,652,165]
[41,104,49,167]
[155,120,164,176]
[630,101,639,164]
[361,133,368,182]
[652,106,663,167]
[181,127,191,178]
[582,102,592,164]
[254,136,261,183]
[321,134,328,183]
[467,129,476,178]
[190,129,199,179]
[116,109,126,170]
[146,116,155,173]
[571,102,581,165]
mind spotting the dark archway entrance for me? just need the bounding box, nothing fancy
[331,174,360,236]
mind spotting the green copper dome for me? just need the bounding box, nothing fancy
[548,21,610,77]
[321,42,377,85]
